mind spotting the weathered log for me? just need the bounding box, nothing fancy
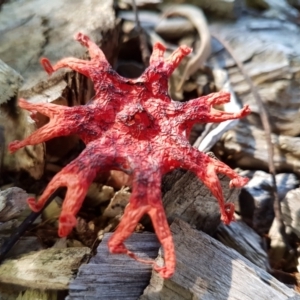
[141,219,300,300]
[215,122,300,176]
[67,232,160,300]
[216,218,269,270]
[162,168,241,235]
[0,247,90,290]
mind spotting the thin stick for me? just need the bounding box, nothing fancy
[0,189,61,262]
[131,0,150,66]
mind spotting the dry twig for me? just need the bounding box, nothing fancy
[211,33,291,252]
[131,0,150,66]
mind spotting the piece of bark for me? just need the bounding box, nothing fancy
[0,247,90,290]
[67,232,160,300]
[141,219,300,300]
[216,218,269,270]
[215,122,300,176]
[0,0,120,165]
[162,168,241,235]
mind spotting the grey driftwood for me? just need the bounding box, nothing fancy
[67,233,160,300]
[162,168,241,235]
[140,219,300,300]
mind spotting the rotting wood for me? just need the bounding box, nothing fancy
[67,167,244,298]
[162,168,241,235]
[216,218,269,270]
[268,188,300,268]
[215,122,300,176]
[140,219,300,300]
[0,247,90,290]
[67,232,160,300]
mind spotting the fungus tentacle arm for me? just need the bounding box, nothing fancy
[9,32,251,279]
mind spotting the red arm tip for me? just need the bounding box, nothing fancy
[40,57,54,75]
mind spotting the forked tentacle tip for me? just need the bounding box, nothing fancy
[18,98,26,104]
[27,197,41,212]
[58,213,77,237]
[221,203,235,225]
[8,141,20,153]
[229,176,249,188]
[107,237,128,254]
[154,265,175,279]
[208,91,231,105]
[179,45,192,56]
[40,57,54,75]
[153,42,166,52]
[29,111,39,123]
[74,32,89,46]
[241,104,251,116]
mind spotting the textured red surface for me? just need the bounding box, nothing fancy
[9,33,250,278]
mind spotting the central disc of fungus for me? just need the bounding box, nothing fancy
[9,33,250,278]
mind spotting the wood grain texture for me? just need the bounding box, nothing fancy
[0,247,90,290]
[67,233,160,300]
[162,169,241,235]
[216,219,269,270]
[216,122,300,176]
[141,219,300,300]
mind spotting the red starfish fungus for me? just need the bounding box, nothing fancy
[9,33,250,278]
